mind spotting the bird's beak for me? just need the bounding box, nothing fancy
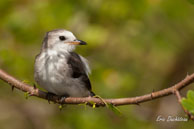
[68,40,87,45]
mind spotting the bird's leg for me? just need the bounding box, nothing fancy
[58,94,69,103]
[33,83,37,89]
[46,92,56,104]
[57,94,69,111]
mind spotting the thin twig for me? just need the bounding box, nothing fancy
[0,69,194,107]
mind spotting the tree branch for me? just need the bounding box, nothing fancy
[0,69,194,107]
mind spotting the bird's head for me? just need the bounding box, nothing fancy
[42,29,87,52]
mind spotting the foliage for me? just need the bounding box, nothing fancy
[182,90,194,115]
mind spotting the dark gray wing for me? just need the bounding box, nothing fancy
[67,52,92,91]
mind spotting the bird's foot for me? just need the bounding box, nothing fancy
[33,83,37,89]
[58,94,69,104]
[57,95,69,111]
[46,92,56,104]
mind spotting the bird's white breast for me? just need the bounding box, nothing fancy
[35,50,68,93]
[34,50,91,97]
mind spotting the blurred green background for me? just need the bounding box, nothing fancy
[1,0,194,129]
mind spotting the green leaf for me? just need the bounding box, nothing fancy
[89,101,95,105]
[94,95,122,115]
[92,103,96,109]
[58,105,63,110]
[187,90,194,100]
[24,92,29,99]
[22,80,30,84]
[94,95,108,107]
[181,90,194,114]
[107,103,122,116]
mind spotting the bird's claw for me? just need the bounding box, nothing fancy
[33,83,37,89]
[11,86,14,92]
[46,92,56,104]
[59,96,66,103]
[58,94,69,103]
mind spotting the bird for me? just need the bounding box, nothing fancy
[34,29,95,99]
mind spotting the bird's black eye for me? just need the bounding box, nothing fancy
[59,36,66,41]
